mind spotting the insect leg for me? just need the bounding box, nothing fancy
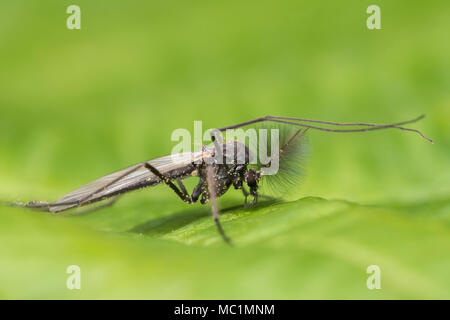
[241,185,249,206]
[241,186,258,207]
[206,165,232,245]
[249,192,258,206]
[144,163,192,203]
[176,178,190,199]
[191,180,203,203]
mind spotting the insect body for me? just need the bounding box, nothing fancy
[8,115,432,245]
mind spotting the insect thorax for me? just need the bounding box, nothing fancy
[198,141,254,197]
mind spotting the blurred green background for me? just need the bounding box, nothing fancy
[0,0,449,299]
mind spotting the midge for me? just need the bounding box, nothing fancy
[8,115,432,244]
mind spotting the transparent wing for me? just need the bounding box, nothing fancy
[50,151,209,212]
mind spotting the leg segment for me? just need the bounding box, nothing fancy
[176,178,190,199]
[144,163,191,203]
[191,180,204,203]
[241,185,249,207]
[206,165,232,245]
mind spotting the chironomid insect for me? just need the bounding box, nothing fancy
[6,115,432,245]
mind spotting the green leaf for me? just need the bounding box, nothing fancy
[1,0,449,300]
[1,195,449,299]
